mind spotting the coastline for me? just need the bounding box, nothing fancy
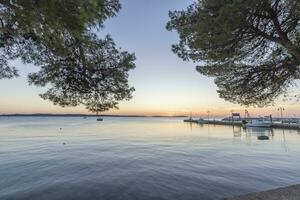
[225,184,300,200]
[0,114,187,118]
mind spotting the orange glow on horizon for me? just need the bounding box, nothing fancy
[1,102,300,118]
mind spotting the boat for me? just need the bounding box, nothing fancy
[96,117,103,121]
[95,111,103,122]
[184,112,194,122]
[245,118,272,128]
[197,118,205,124]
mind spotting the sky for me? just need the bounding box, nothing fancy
[1,0,300,118]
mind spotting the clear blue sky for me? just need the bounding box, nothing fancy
[0,0,298,117]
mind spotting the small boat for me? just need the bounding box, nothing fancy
[197,118,205,124]
[245,118,271,128]
[95,111,103,122]
[184,112,194,122]
[97,118,103,121]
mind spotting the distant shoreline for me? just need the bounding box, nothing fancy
[0,114,187,118]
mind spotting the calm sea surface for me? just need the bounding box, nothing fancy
[1,117,300,200]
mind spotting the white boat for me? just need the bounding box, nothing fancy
[197,118,205,124]
[245,118,271,128]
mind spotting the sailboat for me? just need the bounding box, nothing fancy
[184,112,194,122]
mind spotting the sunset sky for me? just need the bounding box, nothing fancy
[1,0,300,118]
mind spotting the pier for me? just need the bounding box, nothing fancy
[184,119,300,130]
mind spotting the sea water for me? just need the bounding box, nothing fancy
[1,117,300,200]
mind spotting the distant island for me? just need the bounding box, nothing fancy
[0,114,187,118]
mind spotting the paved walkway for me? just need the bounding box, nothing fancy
[225,184,300,200]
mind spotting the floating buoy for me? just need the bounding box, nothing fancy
[257,135,269,140]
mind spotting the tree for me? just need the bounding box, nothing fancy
[0,0,135,113]
[167,0,300,106]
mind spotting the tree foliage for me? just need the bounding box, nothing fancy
[167,0,300,106]
[0,0,135,112]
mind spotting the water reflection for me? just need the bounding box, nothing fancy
[281,129,289,152]
[244,127,274,140]
[232,126,242,137]
[182,121,293,153]
[231,126,294,152]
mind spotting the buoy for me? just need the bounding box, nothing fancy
[257,135,269,140]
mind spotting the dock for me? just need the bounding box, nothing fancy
[184,119,243,126]
[270,123,300,130]
[184,119,300,130]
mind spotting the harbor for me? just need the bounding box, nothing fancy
[184,112,300,130]
[184,119,300,130]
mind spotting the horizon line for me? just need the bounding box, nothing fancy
[0,113,188,118]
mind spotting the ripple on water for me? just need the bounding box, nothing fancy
[1,117,300,200]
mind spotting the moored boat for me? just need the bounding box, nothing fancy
[245,118,271,128]
[197,118,205,124]
[184,112,194,122]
